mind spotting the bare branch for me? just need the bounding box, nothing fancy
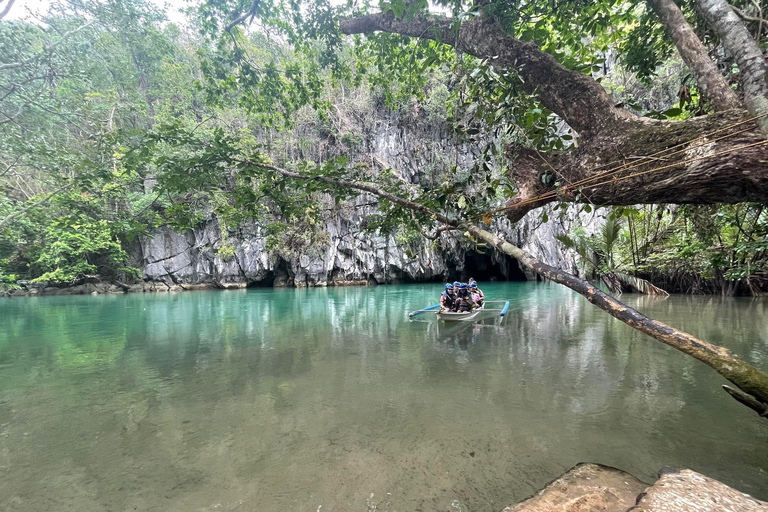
[0,0,16,20]
[723,385,768,417]
[224,0,260,33]
[0,156,20,178]
[731,4,768,25]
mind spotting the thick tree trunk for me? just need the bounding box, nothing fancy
[504,112,768,221]
[241,158,768,417]
[694,0,768,136]
[646,0,742,112]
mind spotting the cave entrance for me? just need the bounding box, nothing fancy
[462,250,527,282]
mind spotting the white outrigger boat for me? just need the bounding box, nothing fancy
[435,306,485,322]
[408,301,510,322]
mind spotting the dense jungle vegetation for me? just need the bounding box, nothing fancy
[0,0,766,296]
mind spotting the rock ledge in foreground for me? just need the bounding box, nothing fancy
[630,468,767,512]
[503,463,648,512]
[504,464,768,512]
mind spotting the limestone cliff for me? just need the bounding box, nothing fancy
[132,107,596,288]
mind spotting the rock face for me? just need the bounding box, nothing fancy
[131,206,592,288]
[130,110,597,288]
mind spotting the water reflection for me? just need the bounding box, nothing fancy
[0,284,767,512]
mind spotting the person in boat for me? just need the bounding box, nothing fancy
[470,282,484,307]
[453,284,476,312]
[440,283,456,311]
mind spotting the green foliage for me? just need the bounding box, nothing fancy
[30,217,139,284]
[560,205,768,295]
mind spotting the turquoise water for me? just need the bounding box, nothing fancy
[1,283,767,511]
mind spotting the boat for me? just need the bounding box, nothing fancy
[408,301,509,322]
[436,306,485,322]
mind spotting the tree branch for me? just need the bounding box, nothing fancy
[646,0,742,112]
[0,183,72,229]
[723,385,768,417]
[0,0,16,20]
[503,111,768,222]
[339,11,633,137]
[224,0,260,33]
[695,0,768,136]
[238,157,768,415]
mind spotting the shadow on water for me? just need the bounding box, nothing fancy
[0,283,767,512]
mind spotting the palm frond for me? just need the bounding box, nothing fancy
[600,217,621,254]
[556,233,597,268]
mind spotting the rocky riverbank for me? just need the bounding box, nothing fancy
[2,196,599,297]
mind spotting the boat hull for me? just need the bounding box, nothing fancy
[436,307,484,322]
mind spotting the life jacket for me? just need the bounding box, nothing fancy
[453,290,474,311]
[441,291,456,308]
[455,297,473,312]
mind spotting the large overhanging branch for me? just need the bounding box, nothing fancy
[339,11,633,137]
[503,112,768,221]
[239,157,768,418]
[338,9,768,221]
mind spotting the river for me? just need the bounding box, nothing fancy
[1,283,767,511]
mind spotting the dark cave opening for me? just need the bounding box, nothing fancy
[459,251,528,282]
[249,271,275,287]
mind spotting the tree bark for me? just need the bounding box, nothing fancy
[646,0,742,112]
[504,111,768,221]
[239,158,768,415]
[694,0,768,136]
